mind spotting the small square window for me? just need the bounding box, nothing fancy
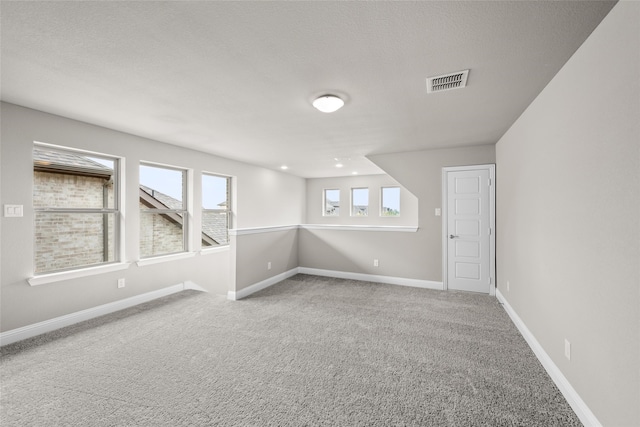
[351,188,369,217]
[323,189,340,216]
[381,187,401,217]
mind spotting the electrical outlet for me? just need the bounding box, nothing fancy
[565,339,571,361]
[267,262,272,270]
[435,208,441,216]
[373,259,379,267]
[507,281,510,291]
[117,278,125,289]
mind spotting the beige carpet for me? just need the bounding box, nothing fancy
[0,274,581,426]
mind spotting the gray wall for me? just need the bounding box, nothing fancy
[495,2,639,425]
[366,145,496,282]
[0,103,305,331]
[300,174,422,278]
[233,229,299,291]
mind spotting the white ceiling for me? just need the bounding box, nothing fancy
[1,1,615,178]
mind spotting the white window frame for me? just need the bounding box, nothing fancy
[323,188,340,217]
[350,187,369,217]
[201,172,231,250]
[380,186,401,217]
[31,142,125,280]
[139,161,192,259]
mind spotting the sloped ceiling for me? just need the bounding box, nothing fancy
[0,1,615,177]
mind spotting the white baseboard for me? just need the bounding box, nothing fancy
[298,267,444,291]
[496,289,601,427]
[0,282,207,347]
[227,267,300,301]
[227,267,443,301]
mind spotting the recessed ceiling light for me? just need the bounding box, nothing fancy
[352,171,358,175]
[313,95,344,113]
[280,165,288,170]
[335,163,343,168]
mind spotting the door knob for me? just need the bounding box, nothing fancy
[449,234,459,239]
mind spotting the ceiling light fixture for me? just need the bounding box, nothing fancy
[335,163,344,168]
[312,95,344,113]
[280,165,288,170]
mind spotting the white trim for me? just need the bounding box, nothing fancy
[442,164,496,295]
[0,282,207,346]
[28,262,131,286]
[136,251,196,266]
[298,267,443,290]
[186,167,194,253]
[118,157,126,273]
[229,225,298,236]
[301,224,418,232]
[227,267,299,300]
[230,224,419,236]
[496,289,602,427]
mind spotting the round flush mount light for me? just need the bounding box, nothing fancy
[312,95,344,113]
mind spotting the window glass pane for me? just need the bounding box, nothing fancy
[139,163,187,258]
[202,211,229,247]
[324,189,340,216]
[33,147,115,209]
[139,212,185,257]
[202,173,230,248]
[139,164,184,210]
[34,212,116,274]
[382,187,401,217]
[351,188,369,216]
[202,174,228,210]
[33,146,119,274]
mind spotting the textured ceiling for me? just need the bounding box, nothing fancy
[0,1,615,178]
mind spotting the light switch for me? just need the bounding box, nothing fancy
[4,205,24,217]
[435,208,441,216]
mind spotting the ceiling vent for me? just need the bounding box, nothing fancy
[426,70,469,93]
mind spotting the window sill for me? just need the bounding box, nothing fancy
[136,252,196,267]
[28,262,132,286]
[199,246,230,255]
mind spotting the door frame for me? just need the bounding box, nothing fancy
[441,164,496,296]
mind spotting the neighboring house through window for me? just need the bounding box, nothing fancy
[33,145,119,274]
[139,163,188,258]
[202,173,230,247]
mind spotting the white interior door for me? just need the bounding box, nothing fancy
[445,167,494,294]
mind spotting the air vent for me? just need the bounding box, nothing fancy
[426,70,469,93]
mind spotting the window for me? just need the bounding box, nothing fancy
[33,145,120,274]
[139,163,188,258]
[381,186,401,217]
[202,173,231,247]
[351,188,369,217]
[323,189,340,216]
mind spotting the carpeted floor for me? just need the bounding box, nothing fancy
[0,274,581,426]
